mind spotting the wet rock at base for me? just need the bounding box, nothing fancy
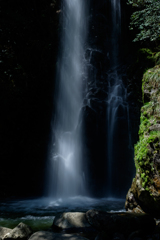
[112,232,125,240]
[125,187,145,215]
[3,223,32,240]
[127,230,146,240]
[29,231,89,240]
[95,231,125,240]
[0,227,12,239]
[95,231,111,240]
[86,209,156,238]
[125,172,160,216]
[52,212,95,233]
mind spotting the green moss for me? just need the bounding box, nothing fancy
[134,129,160,191]
[135,66,160,192]
[142,65,160,104]
[137,48,155,68]
[138,112,151,136]
[155,52,160,65]
[143,66,160,87]
[138,49,160,66]
[138,48,153,58]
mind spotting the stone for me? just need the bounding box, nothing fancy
[125,172,160,216]
[0,227,12,239]
[127,230,145,240]
[151,233,160,240]
[112,232,125,240]
[52,212,94,233]
[125,188,145,214]
[3,223,32,240]
[143,90,151,103]
[95,231,110,240]
[149,124,160,132]
[86,209,156,238]
[126,65,160,216]
[29,231,89,240]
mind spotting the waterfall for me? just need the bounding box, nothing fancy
[106,0,132,197]
[45,0,134,199]
[47,0,88,198]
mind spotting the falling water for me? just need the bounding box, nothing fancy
[107,0,131,197]
[47,0,88,198]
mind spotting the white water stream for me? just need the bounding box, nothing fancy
[47,0,88,198]
[107,0,131,196]
[46,0,133,199]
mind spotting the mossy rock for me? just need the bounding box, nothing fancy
[126,64,160,216]
[142,65,160,104]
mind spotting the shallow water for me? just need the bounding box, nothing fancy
[0,196,125,231]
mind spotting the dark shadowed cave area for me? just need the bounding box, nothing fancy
[0,0,61,198]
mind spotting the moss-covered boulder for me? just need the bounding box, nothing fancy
[125,64,160,216]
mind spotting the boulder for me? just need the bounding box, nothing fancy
[52,212,95,233]
[0,227,12,239]
[28,231,89,240]
[127,230,145,240]
[3,223,32,240]
[126,65,160,216]
[86,209,155,238]
[95,231,110,240]
[95,231,125,240]
[149,124,160,132]
[112,232,125,240]
[125,187,145,214]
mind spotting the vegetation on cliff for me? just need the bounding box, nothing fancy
[125,0,160,215]
[135,65,160,190]
[125,62,160,214]
[128,0,160,42]
[126,48,160,215]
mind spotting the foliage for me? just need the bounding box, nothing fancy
[155,52,160,64]
[135,113,159,191]
[128,0,160,42]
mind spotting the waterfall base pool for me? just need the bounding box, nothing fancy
[0,197,125,231]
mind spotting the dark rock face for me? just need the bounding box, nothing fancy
[28,231,89,240]
[86,209,156,238]
[79,0,137,197]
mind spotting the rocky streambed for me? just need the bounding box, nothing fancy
[1,210,160,240]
